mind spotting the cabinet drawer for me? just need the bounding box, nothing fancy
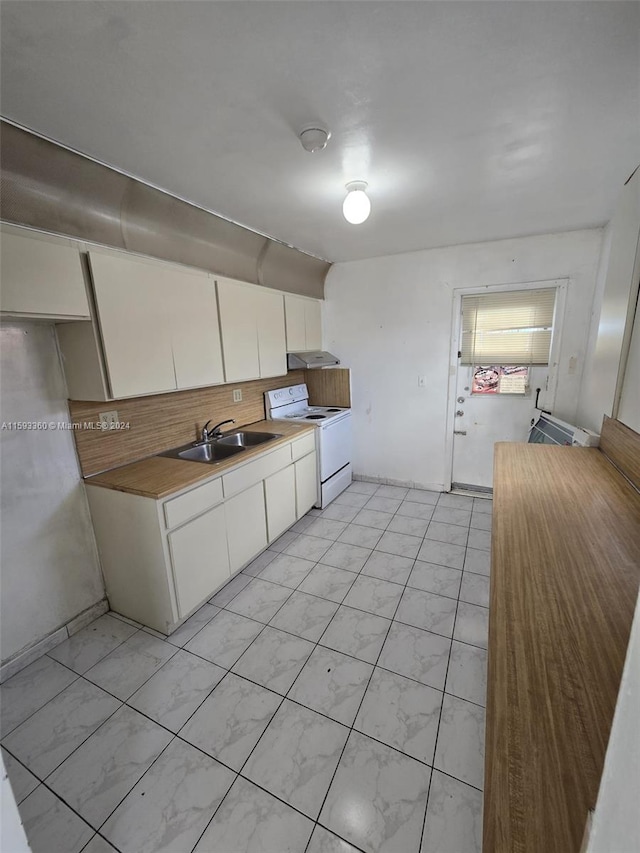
[291,432,316,461]
[164,477,223,529]
[222,445,291,498]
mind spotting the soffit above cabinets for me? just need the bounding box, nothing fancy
[1,1,638,262]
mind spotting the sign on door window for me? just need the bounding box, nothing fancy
[471,365,529,395]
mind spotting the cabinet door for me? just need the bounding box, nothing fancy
[295,452,318,517]
[217,277,261,382]
[225,482,268,571]
[284,294,307,351]
[169,504,230,618]
[265,465,297,542]
[256,289,287,378]
[305,300,323,350]
[170,276,224,389]
[89,250,176,398]
[1,230,90,318]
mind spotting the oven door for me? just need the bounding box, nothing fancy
[318,415,352,482]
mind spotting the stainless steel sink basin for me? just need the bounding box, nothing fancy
[159,442,246,464]
[218,431,282,447]
[158,430,281,465]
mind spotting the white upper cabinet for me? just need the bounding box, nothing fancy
[216,277,261,382]
[284,294,322,351]
[169,276,224,390]
[89,250,176,398]
[216,276,287,382]
[85,249,225,399]
[255,286,287,378]
[0,227,90,319]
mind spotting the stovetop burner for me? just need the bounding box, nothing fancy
[326,408,341,412]
[305,414,327,420]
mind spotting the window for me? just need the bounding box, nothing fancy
[460,288,557,365]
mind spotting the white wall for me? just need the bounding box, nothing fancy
[0,322,104,663]
[324,229,603,489]
[577,169,640,432]
[586,591,640,853]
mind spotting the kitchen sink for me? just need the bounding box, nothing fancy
[159,442,246,464]
[218,430,282,447]
[158,430,282,465]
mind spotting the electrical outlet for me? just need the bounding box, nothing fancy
[232,389,242,403]
[99,410,119,428]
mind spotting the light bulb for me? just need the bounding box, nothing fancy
[343,181,371,224]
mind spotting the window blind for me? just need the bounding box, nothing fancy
[460,288,556,365]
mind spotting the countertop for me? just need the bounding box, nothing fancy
[85,419,315,499]
[484,442,640,853]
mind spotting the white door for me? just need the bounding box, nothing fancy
[451,364,548,489]
[449,282,564,490]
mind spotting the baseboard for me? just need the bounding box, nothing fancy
[353,474,444,492]
[0,598,109,683]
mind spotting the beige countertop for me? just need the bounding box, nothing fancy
[484,442,640,853]
[85,420,315,499]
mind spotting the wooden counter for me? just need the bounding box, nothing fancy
[85,420,315,499]
[485,441,640,853]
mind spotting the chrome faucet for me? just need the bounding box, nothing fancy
[201,418,235,443]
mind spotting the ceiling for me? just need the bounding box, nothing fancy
[1,2,638,263]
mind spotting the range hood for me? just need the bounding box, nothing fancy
[287,351,341,369]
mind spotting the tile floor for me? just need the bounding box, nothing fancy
[1,482,490,853]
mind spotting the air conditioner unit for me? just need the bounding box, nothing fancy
[528,413,600,447]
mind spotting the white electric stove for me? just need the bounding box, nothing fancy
[265,383,352,507]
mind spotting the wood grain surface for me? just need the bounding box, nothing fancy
[69,371,305,476]
[85,420,315,499]
[485,442,640,853]
[600,415,640,490]
[305,367,351,407]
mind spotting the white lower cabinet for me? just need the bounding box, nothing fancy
[265,465,297,543]
[225,482,268,572]
[169,504,230,616]
[295,451,319,516]
[86,435,317,635]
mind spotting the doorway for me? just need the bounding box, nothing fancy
[446,279,566,491]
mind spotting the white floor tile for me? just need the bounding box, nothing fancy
[47,705,172,829]
[18,785,93,853]
[320,730,431,853]
[2,678,120,778]
[434,694,485,790]
[1,656,77,737]
[101,739,234,853]
[243,699,349,819]
[194,776,314,852]
[355,668,442,764]
[288,646,372,726]
[127,649,225,732]
[180,672,281,771]
[421,769,483,853]
[445,641,487,707]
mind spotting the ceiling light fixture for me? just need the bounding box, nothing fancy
[299,126,331,153]
[342,181,371,225]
